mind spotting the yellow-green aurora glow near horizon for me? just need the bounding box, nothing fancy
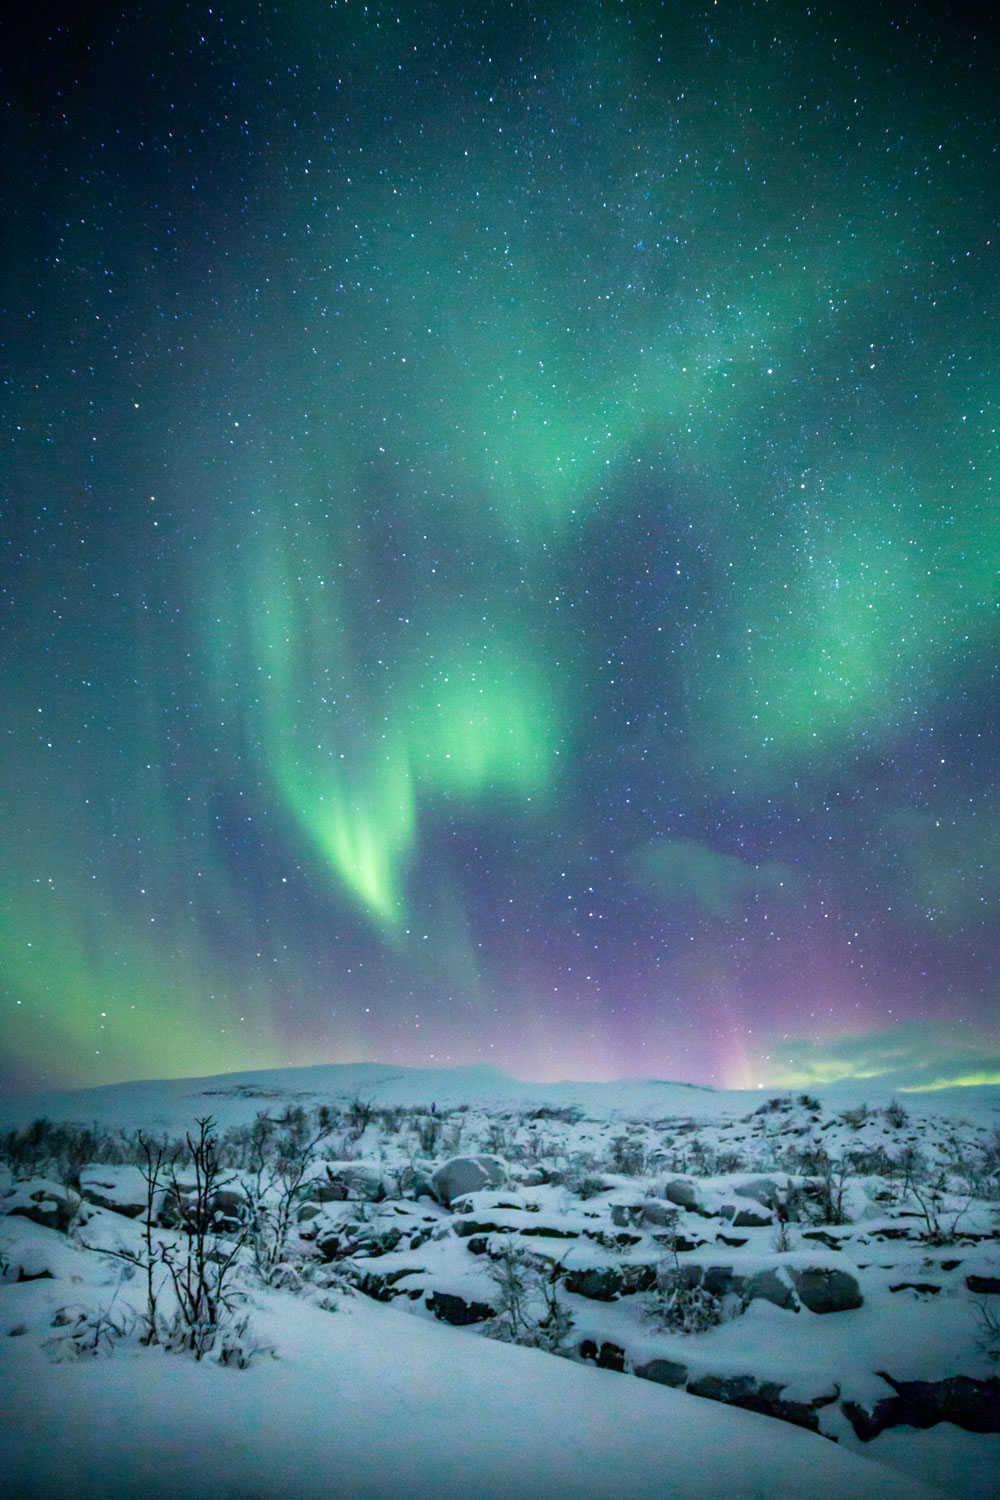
[3,1,998,1092]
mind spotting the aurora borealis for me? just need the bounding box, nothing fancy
[3,1,997,1093]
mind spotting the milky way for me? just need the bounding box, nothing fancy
[3,2,998,1091]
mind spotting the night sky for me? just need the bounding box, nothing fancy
[3,1,998,1094]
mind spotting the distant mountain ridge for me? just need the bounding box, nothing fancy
[2,1058,998,1132]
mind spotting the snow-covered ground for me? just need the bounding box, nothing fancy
[2,1063,998,1500]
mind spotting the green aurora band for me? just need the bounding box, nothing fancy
[2,0,997,1090]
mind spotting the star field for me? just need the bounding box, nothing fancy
[2,1,998,1092]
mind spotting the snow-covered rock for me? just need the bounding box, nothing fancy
[78,1164,150,1218]
[431,1155,506,1206]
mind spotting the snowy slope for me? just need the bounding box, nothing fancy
[2,1061,998,1500]
[2,1262,951,1500]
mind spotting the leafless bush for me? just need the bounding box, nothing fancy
[484,1235,574,1353]
[241,1110,332,1285]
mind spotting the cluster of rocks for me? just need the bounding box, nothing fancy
[4,1147,998,1449]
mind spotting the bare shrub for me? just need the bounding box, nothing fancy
[484,1235,574,1353]
[645,1265,728,1335]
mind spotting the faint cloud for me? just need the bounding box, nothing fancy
[633,836,803,919]
[770,1022,1000,1092]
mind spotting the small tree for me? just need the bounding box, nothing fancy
[345,1096,375,1140]
[242,1110,332,1285]
[484,1236,574,1353]
[80,1117,249,1359]
[133,1131,175,1343]
[159,1117,249,1356]
[609,1133,646,1176]
[803,1155,852,1225]
[645,1256,728,1336]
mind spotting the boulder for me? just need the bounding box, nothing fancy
[78,1165,149,1219]
[843,1374,1000,1441]
[790,1266,862,1313]
[731,1206,773,1228]
[596,1341,626,1372]
[703,1265,746,1299]
[686,1374,826,1433]
[396,1165,437,1200]
[318,1162,387,1202]
[453,1217,508,1238]
[579,1339,626,1371]
[745,1267,797,1310]
[734,1178,783,1210]
[661,1179,699,1209]
[563,1265,624,1301]
[634,1358,688,1388]
[967,1273,1000,1294]
[431,1156,506,1207]
[639,1201,678,1229]
[3,1180,81,1234]
[428,1290,495,1326]
[353,1265,425,1302]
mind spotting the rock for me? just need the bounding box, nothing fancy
[453,1218,508,1238]
[801,1230,845,1251]
[563,1266,624,1301]
[734,1178,783,1210]
[620,1263,658,1295]
[731,1207,773,1228]
[611,1204,642,1227]
[967,1274,1000,1294]
[661,1179,699,1209]
[686,1374,826,1433]
[318,1162,387,1202]
[78,1166,149,1219]
[353,1226,404,1257]
[209,1187,246,1218]
[579,1339,626,1371]
[639,1201,678,1229]
[790,1267,862,1313]
[703,1265,746,1298]
[745,1267,797,1310]
[4,1180,81,1234]
[431,1156,506,1207]
[206,1187,247,1232]
[353,1266,425,1302]
[316,1226,368,1262]
[651,1233,706,1253]
[306,1179,348,1202]
[634,1358,688,1388]
[427,1290,495,1326]
[889,1282,941,1295]
[843,1374,1000,1441]
[590,1228,642,1250]
[396,1165,437,1200]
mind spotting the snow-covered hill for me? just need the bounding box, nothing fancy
[2,1063,998,1499]
[3,1059,997,1131]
